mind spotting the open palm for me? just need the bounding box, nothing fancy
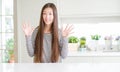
[61,24,74,37]
[22,23,34,36]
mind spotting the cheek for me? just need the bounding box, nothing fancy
[43,15,46,20]
[50,16,54,21]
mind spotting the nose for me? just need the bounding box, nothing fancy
[45,14,49,19]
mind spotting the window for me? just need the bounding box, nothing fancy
[0,0,14,63]
[64,22,120,52]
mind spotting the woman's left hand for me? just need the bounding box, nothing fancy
[61,24,74,37]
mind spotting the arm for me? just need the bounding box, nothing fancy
[22,23,38,57]
[25,35,34,57]
[59,36,68,59]
[25,28,38,57]
[59,24,74,59]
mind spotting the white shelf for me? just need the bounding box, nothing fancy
[68,51,120,57]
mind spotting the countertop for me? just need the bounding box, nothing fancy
[2,63,120,72]
[68,51,120,57]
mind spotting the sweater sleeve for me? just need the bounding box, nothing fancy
[59,30,68,59]
[25,28,38,57]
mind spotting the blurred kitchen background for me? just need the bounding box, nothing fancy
[0,0,120,63]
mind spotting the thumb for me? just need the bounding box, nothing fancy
[31,27,34,32]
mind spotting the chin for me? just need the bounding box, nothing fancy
[45,22,52,25]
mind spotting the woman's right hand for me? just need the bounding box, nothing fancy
[22,23,34,36]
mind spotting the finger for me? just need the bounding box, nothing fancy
[22,24,26,34]
[24,21,27,27]
[64,24,69,31]
[67,25,74,32]
[68,27,74,33]
[61,24,63,31]
[27,22,30,27]
[31,27,34,32]
[22,23,26,31]
[65,26,74,34]
[22,24,25,29]
[65,32,74,37]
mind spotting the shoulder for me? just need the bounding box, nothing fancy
[33,26,39,34]
[32,26,39,38]
[34,26,39,31]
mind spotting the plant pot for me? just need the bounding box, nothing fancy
[79,48,87,52]
[8,54,15,63]
[105,40,112,50]
[68,43,79,52]
[117,40,120,51]
[88,40,98,51]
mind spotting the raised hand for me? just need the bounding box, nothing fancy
[61,24,74,37]
[22,23,34,36]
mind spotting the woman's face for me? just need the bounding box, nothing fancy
[43,7,54,25]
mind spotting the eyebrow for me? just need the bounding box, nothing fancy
[43,11,46,13]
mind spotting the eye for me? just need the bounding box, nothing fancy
[49,12,53,15]
[43,12,46,15]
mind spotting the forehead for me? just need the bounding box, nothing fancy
[43,7,53,12]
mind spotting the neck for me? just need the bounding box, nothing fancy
[44,25,52,33]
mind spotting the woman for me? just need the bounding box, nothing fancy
[22,3,73,63]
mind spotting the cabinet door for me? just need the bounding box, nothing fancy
[58,0,120,17]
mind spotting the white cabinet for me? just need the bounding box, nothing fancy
[63,56,120,63]
[62,52,120,63]
[58,0,120,17]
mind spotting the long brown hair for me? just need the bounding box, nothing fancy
[34,3,60,63]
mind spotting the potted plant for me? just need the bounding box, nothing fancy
[68,36,79,51]
[115,36,120,51]
[79,37,87,52]
[80,37,86,48]
[91,35,101,40]
[104,36,112,50]
[90,34,101,51]
[5,38,14,63]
